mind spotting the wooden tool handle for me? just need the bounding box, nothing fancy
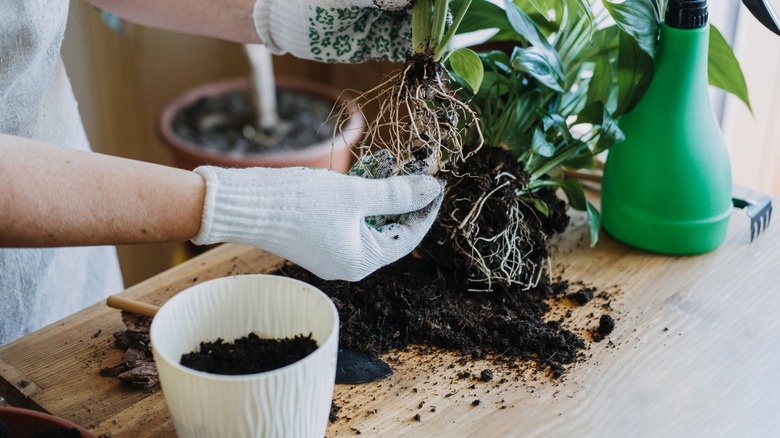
[106,295,160,318]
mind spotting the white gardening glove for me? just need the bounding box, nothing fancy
[252,0,412,63]
[191,166,444,281]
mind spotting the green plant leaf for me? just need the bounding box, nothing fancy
[586,55,613,107]
[514,0,554,21]
[532,128,555,157]
[560,177,600,246]
[453,0,512,35]
[574,101,624,153]
[504,0,551,49]
[562,148,597,170]
[543,112,565,131]
[481,50,512,71]
[571,0,595,34]
[510,92,543,132]
[572,25,620,65]
[502,129,529,153]
[479,71,511,98]
[615,29,654,117]
[449,48,484,93]
[575,101,602,125]
[601,0,661,57]
[526,0,551,18]
[511,46,564,92]
[560,177,586,210]
[585,200,601,246]
[523,196,551,217]
[708,24,752,113]
[594,106,624,153]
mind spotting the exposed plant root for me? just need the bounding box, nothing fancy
[420,147,569,293]
[335,52,482,176]
[334,55,571,294]
[451,171,545,292]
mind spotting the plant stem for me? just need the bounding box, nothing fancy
[431,0,449,52]
[436,0,473,60]
[412,0,433,54]
[413,0,473,61]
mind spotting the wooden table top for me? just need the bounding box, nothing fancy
[2,206,779,437]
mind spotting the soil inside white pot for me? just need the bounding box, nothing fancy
[180,332,318,375]
[171,89,336,155]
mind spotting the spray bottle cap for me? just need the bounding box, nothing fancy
[666,0,709,29]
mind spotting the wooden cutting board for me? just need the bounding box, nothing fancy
[1,207,779,437]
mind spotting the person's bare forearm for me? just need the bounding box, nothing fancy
[0,133,206,247]
[84,0,261,44]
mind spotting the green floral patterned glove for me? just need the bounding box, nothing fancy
[253,0,412,63]
[349,149,440,230]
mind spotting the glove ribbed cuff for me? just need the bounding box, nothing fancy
[191,166,301,247]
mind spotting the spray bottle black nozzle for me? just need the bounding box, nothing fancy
[665,0,780,36]
[666,0,708,29]
[742,0,780,36]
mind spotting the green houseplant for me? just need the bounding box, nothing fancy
[279,0,756,379]
[424,0,751,290]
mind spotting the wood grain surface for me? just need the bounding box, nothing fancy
[2,205,779,437]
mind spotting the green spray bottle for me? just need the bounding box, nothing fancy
[601,0,780,254]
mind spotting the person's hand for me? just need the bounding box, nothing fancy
[252,0,411,63]
[191,165,443,281]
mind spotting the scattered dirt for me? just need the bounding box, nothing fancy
[593,314,616,342]
[277,145,601,380]
[180,333,318,375]
[171,88,336,155]
[278,256,598,380]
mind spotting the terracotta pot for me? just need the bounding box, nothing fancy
[159,77,364,172]
[0,406,96,437]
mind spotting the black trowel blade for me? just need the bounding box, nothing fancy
[335,349,393,384]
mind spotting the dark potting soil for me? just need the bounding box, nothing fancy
[171,88,336,155]
[180,333,318,375]
[275,146,609,379]
[278,256,593,379]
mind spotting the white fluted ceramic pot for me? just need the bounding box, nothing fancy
[151,274,339,438]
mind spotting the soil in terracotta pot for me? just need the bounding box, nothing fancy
[171,89,336,155]
[180,333,318,375]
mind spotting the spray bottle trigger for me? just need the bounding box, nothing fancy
[742,0,780,36]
